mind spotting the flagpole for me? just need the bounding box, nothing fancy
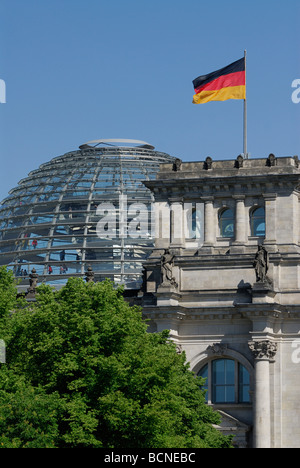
[243,49,248,158]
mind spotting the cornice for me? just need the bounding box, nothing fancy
[142,302,289,320]
[144,173,300,200]
[143,300,300,318]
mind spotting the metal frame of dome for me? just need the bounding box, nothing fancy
[0,141,175,291]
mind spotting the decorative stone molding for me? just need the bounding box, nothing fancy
[248,340,277,361]
[207,343,228,355]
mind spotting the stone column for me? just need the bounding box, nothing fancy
[203,197,215,246]
[248,340,277,448]
[233,195,246,244]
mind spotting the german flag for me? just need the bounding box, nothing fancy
[192,57,245,104]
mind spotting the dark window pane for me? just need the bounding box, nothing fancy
[219,209,234,238]
[251,207,265,237]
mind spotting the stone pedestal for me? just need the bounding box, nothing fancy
[156,283,180,306]
[252,281,276,303]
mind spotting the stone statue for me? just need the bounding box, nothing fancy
[204,156,212,170]
[253,245,269,283]
[85,266,94,283]
[28,268,38,291]
[161,249,177,287]
[173,158,182,172]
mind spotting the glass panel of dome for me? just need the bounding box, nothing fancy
[71,181,92,189]
[124,262,144,272]
[51,237,84,247]
[0,220,8,229]
[2,229,24,241]
[30,215,55,224]
[42,184,62,193]
[122,274,142,286]
[13,205,30,216]
[59,204,88,215]
[50,176,65,183]
[87,249,121,260]
[124,248,149,259]
[32,204,56,214]
[47,262,81,275]
[0,244,16,253]
[2,197,17,207]
[90,261,118,272]
[53,225,71,235]
[26,238,49,249]
[37,192,61,202]
[78,173,95,181]
[85,234,109,247]
[0,209,11,218]
[9,188,26,197]
[7,217,26,229]
[62,190,90,200]
[10,265,29,276]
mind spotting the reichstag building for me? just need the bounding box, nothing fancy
[1,140,300,448]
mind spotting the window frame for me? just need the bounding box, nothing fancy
[250,206,265,237]
[198,358,251,405]
[218,208,235,238]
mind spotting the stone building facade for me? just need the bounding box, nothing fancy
[141,154,300,448]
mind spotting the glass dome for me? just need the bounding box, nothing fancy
[0,139,175,291]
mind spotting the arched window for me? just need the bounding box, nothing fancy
[219,208,234,238]
[250,206,265,237]
[198,358,250,404]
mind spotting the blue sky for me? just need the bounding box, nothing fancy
[0,0,299,201]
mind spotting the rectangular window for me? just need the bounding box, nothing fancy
[212,359,235,403]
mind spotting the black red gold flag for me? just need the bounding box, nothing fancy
[192,57,245,104]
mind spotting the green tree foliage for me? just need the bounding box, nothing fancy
[0,268,232,448]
